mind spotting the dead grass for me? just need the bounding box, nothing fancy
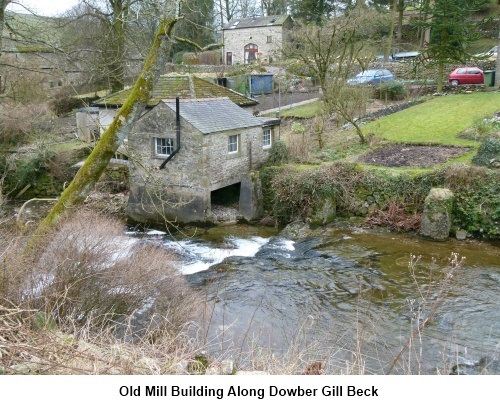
[0,209,476,375]
[0,101,52,144]
[366,200,422,232]
[0,209,206,374]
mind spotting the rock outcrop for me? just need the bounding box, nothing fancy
[420,188,454,241]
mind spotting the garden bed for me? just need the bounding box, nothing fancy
[358,145,472,167]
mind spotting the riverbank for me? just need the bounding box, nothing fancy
[260,161,499,239]
[2,212,499,375]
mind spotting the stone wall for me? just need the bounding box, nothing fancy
[369,59,496,81]
[126,102,273,224]
[223,26,284,65]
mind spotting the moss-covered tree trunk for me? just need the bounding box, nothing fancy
[29,16,179,244]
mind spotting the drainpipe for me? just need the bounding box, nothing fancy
[159,96,181,170]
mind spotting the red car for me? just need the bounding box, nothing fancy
[448,67,484,86]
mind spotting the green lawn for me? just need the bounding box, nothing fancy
[363,92,500,146]
[278,100,323,118]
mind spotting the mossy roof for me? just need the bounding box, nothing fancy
[93,74,258,108]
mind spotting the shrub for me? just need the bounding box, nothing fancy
[285,60,313,78]
[2,149,55,197]
[374,80,407,101]
[269,162,361,222]
[182,52,200,65]
[50,90,84,116]
[0,102,52,145]
[15,210,200,334]
[199,50,222,65]
[173,51,185,64]
[267,140,290,166]
[472,137,500,168]
[444,164,499,237]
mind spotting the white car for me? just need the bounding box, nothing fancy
[474,46,498,60]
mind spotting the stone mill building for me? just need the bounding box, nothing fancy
[126,97,280,225]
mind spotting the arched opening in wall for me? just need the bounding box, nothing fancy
[244,44,258,64]
[210,182,241,222]
[211,182,241,208]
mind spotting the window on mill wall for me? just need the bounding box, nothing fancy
[155,137,174,156]
[263,129,272,148]
[228,134,239,153]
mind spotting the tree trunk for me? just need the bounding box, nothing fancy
[422,0,434,48]
[397,0,404,42]
[352,121,366,144]
[385,0,397,62]
[0,0,11,55]
[496,28,500,88]
[437,61,444,92]
[29,16,179,244]
[109,1,127,92]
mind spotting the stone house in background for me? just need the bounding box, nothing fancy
[126,97,280,225]
[222,15,292,65]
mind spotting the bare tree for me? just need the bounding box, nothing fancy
[283,7,386,98]
[325,83,371,144]
[30,1,222,244]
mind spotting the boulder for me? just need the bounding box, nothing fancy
[309,198,336,226]
[455,229,468,240]
[420,188,454,241]
[280,221,312,239]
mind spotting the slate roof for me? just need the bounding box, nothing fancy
[163,98,263,135]
[93,74,257,108]
[223,15,290,30]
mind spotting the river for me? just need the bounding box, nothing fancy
[134,221,500,375]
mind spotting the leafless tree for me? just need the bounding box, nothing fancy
[29,0,222,245]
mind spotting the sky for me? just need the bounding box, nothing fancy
[7,0,81,17]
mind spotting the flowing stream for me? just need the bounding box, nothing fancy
[134,222,500,374]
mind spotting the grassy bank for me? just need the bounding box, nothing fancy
[362,93,499,146]
[261,162,499,237]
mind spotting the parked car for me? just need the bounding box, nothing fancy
[347,69,394,85]
[474,46,498,60]
[448,67,484,86]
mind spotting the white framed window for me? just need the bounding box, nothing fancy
[263,129,272,148]
[267,36,273,43]
[228,134,239,154]
[155,137,174,156]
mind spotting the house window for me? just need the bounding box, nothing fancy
[267,36,273,43]
[263,129,272,148]
[226,52,233,66]
[155,137,174,156]
[228,134,239,154]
